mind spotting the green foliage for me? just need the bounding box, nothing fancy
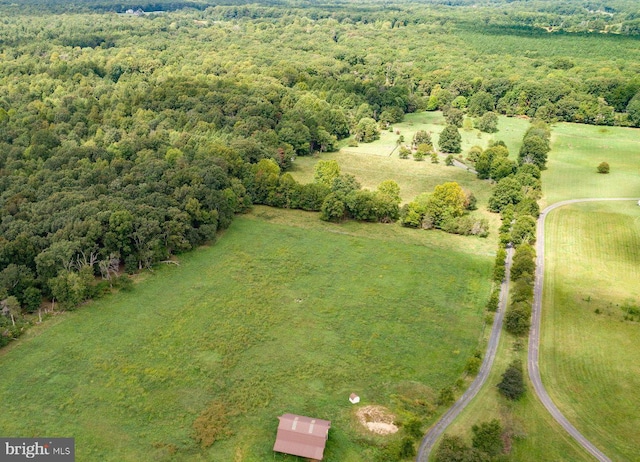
[471,419,504,457]
[510,244,536,280]
[465,356,482,375]
[434,434,490,462]
[320,193,346,223]
[314,159,341,188]
[488,177,524,213]
[355,117,380,143]
[511,215,537,245]
[412,130,432,148]
[444,107,464,127]
[476,111,499,133]
[519,122,551,169]
[468,91,496,117]
[437,386,456,406]
[403,417,423,439]
[399,145,411,159]
[493,248,507,282]
[425,182,467,226]
[597,161,610,174]
[486,289,500,312]
[497,360,526,400]
[445,154,455,166]
[505,303,532,336]
[438,124,462,153]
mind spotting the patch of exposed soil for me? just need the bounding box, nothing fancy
[356,405,398,435]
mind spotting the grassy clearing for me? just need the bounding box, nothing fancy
[541,201,640,461]
[543,123,640,206]
[338,112,528,161]
[290,112,529,208]
[0,210,494,461]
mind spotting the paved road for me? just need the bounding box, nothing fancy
[529,197,639,462]
[416,247,514,461]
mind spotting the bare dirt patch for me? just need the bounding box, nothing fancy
[356,405,399,435]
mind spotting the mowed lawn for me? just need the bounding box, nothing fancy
[0,211,493,461]
[542,201,640,461]
[543,123,640,206]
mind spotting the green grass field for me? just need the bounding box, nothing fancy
[543,123,640,206]
[541,201,640,461]
[0,209,494,461]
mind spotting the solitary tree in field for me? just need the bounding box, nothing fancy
[597,161,610,174]
[438,124,462,153]
[354,117,379,143]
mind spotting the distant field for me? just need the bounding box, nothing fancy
[0,210,494,461]
[338,112,528,161]
[540,201,640,461]
[543,123,640,206]
[290,112,529,213]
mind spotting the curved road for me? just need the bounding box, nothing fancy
[416,247,514,461]
[529,197,639,462]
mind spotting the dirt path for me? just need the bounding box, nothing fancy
[416,247,513,461]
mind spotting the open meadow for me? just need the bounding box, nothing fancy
[0,209,495,461]
[540,201,640,461]
[543,123,640,206]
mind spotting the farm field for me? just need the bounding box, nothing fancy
[0,209,494,461]
[543,123,640,206]
[540,201,640,462]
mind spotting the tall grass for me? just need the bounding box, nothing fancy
[0,212,493,461]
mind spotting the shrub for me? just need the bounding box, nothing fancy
[497,360,526,400]
[486,289,500,312]
[597,161,610,173]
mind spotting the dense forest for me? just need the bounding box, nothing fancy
[1,0,640,343]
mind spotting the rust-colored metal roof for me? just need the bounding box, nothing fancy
[273,414,331,460]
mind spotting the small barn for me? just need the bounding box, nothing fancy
[273,414,331,460]
[349,393,360,404]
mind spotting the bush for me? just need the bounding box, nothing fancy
[472,419,504,457]
[597,161,610,173]
[465,356,482,375]
[505,304,531,336]
[497,360,526,400]
[445,154,454,166]
[486,289,500,312]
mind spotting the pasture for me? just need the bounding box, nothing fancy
[543,123,640,206]
[0,210,494,461]
[540,201,640,461]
